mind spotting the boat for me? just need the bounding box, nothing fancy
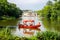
[18,19,41,30]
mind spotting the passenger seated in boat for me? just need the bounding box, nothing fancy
[23,22,28,26]
[30,22,33,26]
[36,22,41,27]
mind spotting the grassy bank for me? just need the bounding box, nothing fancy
[0,28,60,40]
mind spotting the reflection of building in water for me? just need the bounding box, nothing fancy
[24,32,34,35]
[23,29,34,35]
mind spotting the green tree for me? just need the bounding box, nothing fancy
[0,0,23,20]
[37,0,60,20]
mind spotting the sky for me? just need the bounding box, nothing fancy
[8,0,51,11]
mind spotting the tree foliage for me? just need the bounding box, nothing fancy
[37,0,60,20]
[0,0,22,19]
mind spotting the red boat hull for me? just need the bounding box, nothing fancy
[18,24,41,30]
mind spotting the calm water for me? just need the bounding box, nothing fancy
[12,15,45,37]
[42,18,60,32]
[0,20,18,26]
[0,17,60,37]
[0,16,60,37]
[11,12,45,37]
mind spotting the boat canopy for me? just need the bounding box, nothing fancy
[23,20,34,22]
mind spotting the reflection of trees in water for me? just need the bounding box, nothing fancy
[43,17,60,31]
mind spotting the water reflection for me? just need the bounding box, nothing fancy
[12,12,45,37]
[43,18,60,32]
[12,27,40,37]
[0,20,18,26]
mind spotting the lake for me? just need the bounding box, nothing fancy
[0,14,60,37]
[11,12,45,37]
[42,18,60,32]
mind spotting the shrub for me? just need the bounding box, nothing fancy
[0,28,60,40]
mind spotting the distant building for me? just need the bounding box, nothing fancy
[22,10,37,17]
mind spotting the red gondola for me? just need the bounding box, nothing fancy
[18,20,41,30]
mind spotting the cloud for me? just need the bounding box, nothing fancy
[8,0,49,11]
[8,0,48,4]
